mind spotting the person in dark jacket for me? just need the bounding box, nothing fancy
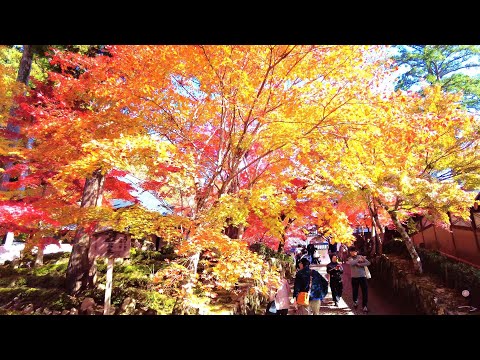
[293,257,328,315]
[326,254,344,306]
[306,243,316,264]
[295,248,307,270]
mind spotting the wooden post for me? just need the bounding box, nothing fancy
[104,257,114,315]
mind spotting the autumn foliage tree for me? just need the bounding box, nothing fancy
[10,45,391,297]
[108,45,387,244]
[8,44,479,306]
[322,85,480,273]
[12,48,185,294]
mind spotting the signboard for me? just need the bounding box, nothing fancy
[89,230,131,259]
[88,230,131,315]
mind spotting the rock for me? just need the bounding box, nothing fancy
[85,307,95,315]
[61,310,70,315]
[1,301,13,309]
[96,283,106,291]
[12,302,23,310]
[34,308,43,314]
[43,308,53,315]
[80,297,96,313]
[145,308,157,315]
[94,305,105,315]
[141,241,156,251]
[22,303,34,314]
[70,307,79,315]
[52,310,61,315]
[133,239,142,249]
[120,297,136,315]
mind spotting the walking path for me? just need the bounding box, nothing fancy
[288,262,419,315]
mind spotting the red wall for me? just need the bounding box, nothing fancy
[412,225,480,266]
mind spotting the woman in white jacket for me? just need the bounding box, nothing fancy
[274,268,291,315]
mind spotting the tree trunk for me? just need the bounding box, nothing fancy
[237,224,244,240]
[369,202,384,256]
[373,215,384,255]
[1,45,34,188]
[369,225,377,257]
[190,252,200,274]
[278,215,295,253]
[277,242,284,253]
[65,169,105,295]
[4,232,14,247]
[16,45,34,85]
[389,210,423,274]
[35,245,44,267]
[1,46,34,248]
[224,223,240,239]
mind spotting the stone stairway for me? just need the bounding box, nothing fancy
[288,264,355,315]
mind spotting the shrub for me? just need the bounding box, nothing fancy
[43,252,71,263]
[26,275,65,289]
[143,290,176,314]
[417,248,480,306]
[33,258,69,276]
[382,238,410,258]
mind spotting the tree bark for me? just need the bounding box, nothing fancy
[65,169,105,295]
[369,225,377,257]
[277,242,284,253]
[35,245,44,267]
[368,201,384,256]
[1,46,34,253]
[389,210,423,274]
[372,201,384,255]
[16,45,34,85]
[1,46,34,186]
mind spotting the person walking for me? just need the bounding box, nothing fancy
[346,246,370,313]
[326,254,344,306]
[293,257,328,315]
[295,248,306,270]
[306,243,316,264]
[274,267,291,315]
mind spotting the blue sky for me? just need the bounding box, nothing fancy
[114,174,172,215]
